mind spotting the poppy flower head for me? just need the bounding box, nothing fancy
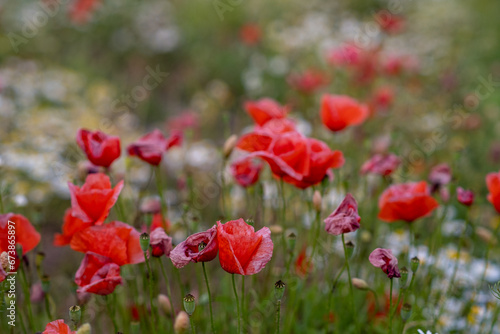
[287,69,329,94]
[170,226,219,268]
[240,23,261,46]
[486,171,500,213]
[324,194,361,236]
[0,213,41,255]
[217,219,273,275]
[374,10,406,34]
[149,228,173,257]
[360,153,400,176]
[428,163,452,188]
[244,98,288,126]
[295,246,313,278]
[68,173,124,225]
[76,128,121,168]
[327,43,362,67]
[320,94,369,132]
[127,129,182,166]
[54,208,93,246]
[75,252,123,295]
[70,221,144,265]
[42,319,76,334]
[378,181,439,223]
[369,248,401,279]
[230,157,263,188]
[456,187,474,207]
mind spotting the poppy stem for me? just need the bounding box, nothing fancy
[19,261,35,329]
[275,299,281,334]
[220,159,227,218]
[158,258,176,326]
[341,234,358,333]
[155,166,169,227]
[105,295,118,333]
[232,274,241,334]
[389,278,394,334]
[241,275,245,329]
[202,262,216,333]
[144,252,157,327]
[44,294,52,321]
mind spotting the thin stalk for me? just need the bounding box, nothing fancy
[158,258,176,325]
[342,234,358,333]
[44,294,52,321]
[488,303,500,334]
[241,276,245,330]
[155,166,168,229]
[0,188,4,213]
[327,264,346,312]
[220,161,227,217]
[190,316,196,334]
[389,278,394,334]
[202,262,215,333]
[275,300,281,334]
[144,253,156,321]
[310,210,321,260]
[18,307,27,334]
[19,263,34,329]
[232,274,241,334]
[105,295,118,333]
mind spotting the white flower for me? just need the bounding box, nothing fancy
[417,330,438,334]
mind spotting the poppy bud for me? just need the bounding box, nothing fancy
[287,232,296,252]
[158,294,172,315]
[223,134,238,158]
[0,252,8,272]
[69,305,82,327]
[401,303,412,321]
[174,311,190,334]
[140,233,150,252]
[183,294,196,316]
[41,275,50,293]
[351,278,369,290]
[274,280,286,301]
[399,267,408,289]
[476,227,495,244]
[36,252,45,270]
[313,191,322,212]
[130,322,140,334]
[269,225,283,234]
[411,257,420,273]
[75,323,91,334]
[345,241,355,258]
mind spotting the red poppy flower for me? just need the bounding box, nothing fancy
[166,111,199,132]
[244,99,288,126]
[217,219,273,275]
[150,228,172,257]
[127,129,183,166]
[230,157,263,188]
[170,226,218,268]
[54,208,93,246]
[381,54,419,77]
[486,171,500,213]
[69,0,100,25]
[70,221,144,265]
[151,213,171,233]
[42,319,75,334]
[369,248,401,279]
[0,213,40,255]
[327,43,362,67]
[360,154,400,176]
[457,187,474,207]
[374,10,405,34]
[258,118,296,134]
[76,128,121,168]
[369,86,394,114]
[324,194,360,236]
[287,69,329,94]
[75,252,123,295]
[68,173,124,225]
[295,246,313,278]
[240,24,261,46]
[378,181,439,222]
[320,94,369,132]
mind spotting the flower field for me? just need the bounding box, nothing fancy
[1,0,500,333]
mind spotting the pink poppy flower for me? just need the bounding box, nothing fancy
[170,226,219,268]
[456,187,474,207]
[324,194,361,236]
[360,154,400,176]
[369,248,401,278]
[429,163,452,187]
[150,228,173,257]
[127,129,182,166]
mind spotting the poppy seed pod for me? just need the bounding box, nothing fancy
[274,280,286,301]
[345,241,355,259]
[411,257,420,273]
[400,267,409,288]
[41,275,50,293]
[183,294,196,316]
[401,303,412,321]
[140,233,150,252]
[69,305,82,326]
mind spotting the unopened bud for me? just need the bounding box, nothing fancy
[183,294,196,316]
[69,305,82,326]
[476,227,495,244]
[345,241,355,259]
[223,134,238,158]
[41,275,50,293]
[313,191,322,212]
[287,232,296,252]
[352,278,369,290]
[140,233,150,252]
[75,323,91,334]
[36,252,45,269]
[411,257,420,273]
[269,225,283,234]
[400,267,408,289]
[174,311,190,334]
[401,303,412,321]
[158,294,172,315]
[0,252,9,272]
[274,280,286,300]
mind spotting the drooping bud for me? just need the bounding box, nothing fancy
[476,227,495,244]
[411,257,420,273]
[352,278,369,290]
[158,294,172,315]
[345,241,355,259]
[223,134,238,158]
[75,323,91,334]
[69,305,82,328]
[399,267,409,289]
[401,303,412,321]
[183,294,196,316]
[274,280,286,301]
[140,233,150,252]
[313,191,322,212]
[174,311,190,334]
[41,275,50,293]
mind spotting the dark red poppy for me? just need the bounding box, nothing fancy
[320,94,369,132]
[374,10,405,34]
[70,221,144,265]
[75,252,123,295]
[170,226,219,268]
[42,319,75,334]
[217,219,273,275]
[324,194,360,236]
[457,187,474,207]
[360,154,400,176]
[69,0,100,25]
[369,248,401,279]
[287,69,329,94]
[68,173,124,225]
[486,171,500,213]
[54,208,93,246]
[150,228,172,257]
[127,129,183,166]
[230,157,263,188]
[244,98,288,126]
[76,128,121,168]
[0,213,41,255]
[378,181,439,222]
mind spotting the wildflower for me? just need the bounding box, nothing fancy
[0,213,41,255]
[456,187,474,206]
[54,209,93,246]
[230,157,263,187]
[324,194,361,236]
[127,129,182,166]
[369,248,401,278]
[42,319,75,334]
[76,128,120,168]
[320,94,369,132]
[244,98,288,126]
[361,153,400,176]
[170,226,218,268]
[486,171,500,213]
[74,252,122,295]
[149,228,173,257]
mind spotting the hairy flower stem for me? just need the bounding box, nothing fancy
[155,166,169,229]
[389,278,394,334]
[275,300,281,334]
[144,252,157,327]
[232,274,241,334]
[202,262,216,333]
[44,294,52,321]
[19,262,34,329]
[158,258,176,325]
[342,234,359,333]
[327,264,346,313]
[310,210,321,260]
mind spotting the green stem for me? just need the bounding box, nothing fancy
[202,262,216,333]
[0,188,4,213]
[389,278,394,334]
[342,234,358,333]
[44,294,52,321]
[241,275,245,330]
[190,316,196,334]
[220,160,227,218]
[105,295,118,333]
[232,274,241,334]
[19,262,34,330]
[327,264,346,312]
[488,303,500,334]
[310,210,321,260]
[144,252,156,327]
[155,166,168,228]
[275,300,281,334]
[158,258,176,325]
